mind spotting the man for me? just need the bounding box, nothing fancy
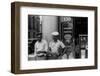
[64,35,75,59]
[75,38,80,58]
[48,32,65,59]
[34,33,48,60]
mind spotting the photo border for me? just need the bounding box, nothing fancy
[11,2,98,74]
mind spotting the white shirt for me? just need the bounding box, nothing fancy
[49,40,65,53]
[34,39,48,53]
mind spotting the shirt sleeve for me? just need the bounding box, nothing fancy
[34,42,37,55]
[60,41,65,48]
[48,42,52,51]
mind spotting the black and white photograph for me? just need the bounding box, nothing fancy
[11,2,97,74]
[28,15,88,61]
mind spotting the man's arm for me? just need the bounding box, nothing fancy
[58,47,67,57]
[60,41,65,48]
[34,42,37,56]
[58,41,66,57]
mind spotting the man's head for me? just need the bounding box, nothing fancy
[64,34,72,43]
[51,32,59,42]
[37,33,42,42]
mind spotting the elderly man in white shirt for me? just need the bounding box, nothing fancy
[48,32,65,59]
[34,33,48,60]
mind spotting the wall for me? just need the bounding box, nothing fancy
[42,16,57,42]
[0,0,100,76]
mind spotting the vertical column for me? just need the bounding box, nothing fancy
[42,16,58,43]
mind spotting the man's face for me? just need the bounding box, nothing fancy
[66,39,71,43]
[53,36,58,42]
[37,35,42,41]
